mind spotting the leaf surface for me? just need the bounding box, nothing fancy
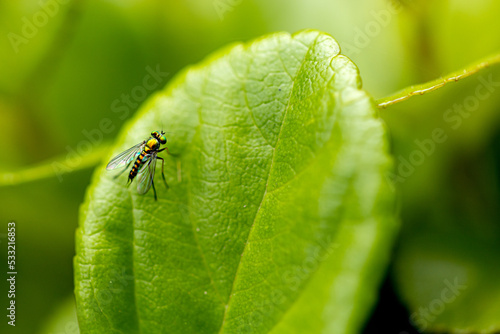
[74,30,396,334]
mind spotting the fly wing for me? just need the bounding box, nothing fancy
[137,153,156,195]
[106,141,145,170]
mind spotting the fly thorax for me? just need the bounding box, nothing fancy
[146,138,159,150]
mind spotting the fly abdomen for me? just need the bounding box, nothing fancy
[129,167,138,181]
[129,152,145,180]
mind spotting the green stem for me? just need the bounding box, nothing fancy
[5,53,500,186]
[0,143,110,187]
[376,53,500,108]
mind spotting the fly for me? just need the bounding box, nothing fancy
[106,130,172,201]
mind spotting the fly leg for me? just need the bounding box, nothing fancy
[156,156,169,189]
[151,178,158,201]
[158,147,178,157]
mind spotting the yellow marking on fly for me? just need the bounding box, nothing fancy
[147,138,158,150]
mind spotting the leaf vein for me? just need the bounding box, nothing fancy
[217,33,321,333]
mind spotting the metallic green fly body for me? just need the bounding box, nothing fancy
[106,130,171,201]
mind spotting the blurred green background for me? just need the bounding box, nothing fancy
[1,0,499,333]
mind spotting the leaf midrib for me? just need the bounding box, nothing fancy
[217,33,321,334]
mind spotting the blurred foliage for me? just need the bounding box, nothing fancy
[383,63,500,332]
[0,0,498,333]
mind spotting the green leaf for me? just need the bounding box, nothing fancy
[74,30,397,334]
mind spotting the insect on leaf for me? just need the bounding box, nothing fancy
[74,30,397,334]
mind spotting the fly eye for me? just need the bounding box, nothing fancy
[160,136,167,144]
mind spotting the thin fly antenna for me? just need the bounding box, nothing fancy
[156,113,177,135]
